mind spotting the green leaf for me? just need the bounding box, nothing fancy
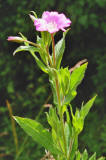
[80,95,97,119]
[59,67,70,96]
[19,32,29,46]
[46,108,64,153]
[76,150,81,160]
[97,157,106,160]
[41,31,51,47]
[71,96,96,134]
[70,63,88,91]
[64,122,71,152]
[14,116,61,155]
[48,68,59,105]
[69,135,78,160]
[13,45,39,55]
[48,67,71,105]
[13,45,48,73]
[46,107,61,139]
[71,107,84,134]
[66,107,71,124]
[30,51,48,73]
[36,35,47,64]
[89,153,96,160]
[55,29,69,69]
[81,149,88,160]
[64,63,87,105]
[46,107,60,131]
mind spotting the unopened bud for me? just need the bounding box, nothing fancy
[7,36,24,43]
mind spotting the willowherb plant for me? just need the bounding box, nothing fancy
[8,11,105,160]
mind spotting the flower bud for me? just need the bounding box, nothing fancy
[7,36,24,43]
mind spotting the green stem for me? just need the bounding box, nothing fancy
[54,74,67,157]
[60,112,67,158]
[24,40,46,56]
[51,33,67,158]
[24,40,52,66]
[67,138,74,160]
[55,77,61,106]
[51,34,56,68]
[24,40,40,48]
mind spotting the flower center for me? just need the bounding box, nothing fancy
[47,21,57,31]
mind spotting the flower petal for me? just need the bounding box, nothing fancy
[34,18,47,31]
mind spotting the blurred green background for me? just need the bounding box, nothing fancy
[0,0,106,159]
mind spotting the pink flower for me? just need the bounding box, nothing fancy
[7,36,23,43]
[34,11,71,34]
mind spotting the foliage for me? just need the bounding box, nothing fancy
[0,0,106,159]
[75,150,105,160]
[8,11,105,160]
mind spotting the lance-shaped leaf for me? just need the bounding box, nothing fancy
[13,45,39,55]
[71,96,96,134]
[59,67,70,96]
[80,95,97,120]
[13,116,61,155]
[70,63,88,91]
[55,29,69,69]
[81,149,88,160]
[68,134,78,160]
[48,68,59,105]
[63,63,87,105]
[30,50,48,73]
[76,150,81,160]
[46,107,65,152]
[97,157,106,160]
[71,107,84,134]
[89,153,96,160]
[64,122,72,153]
[13,45,48,73]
